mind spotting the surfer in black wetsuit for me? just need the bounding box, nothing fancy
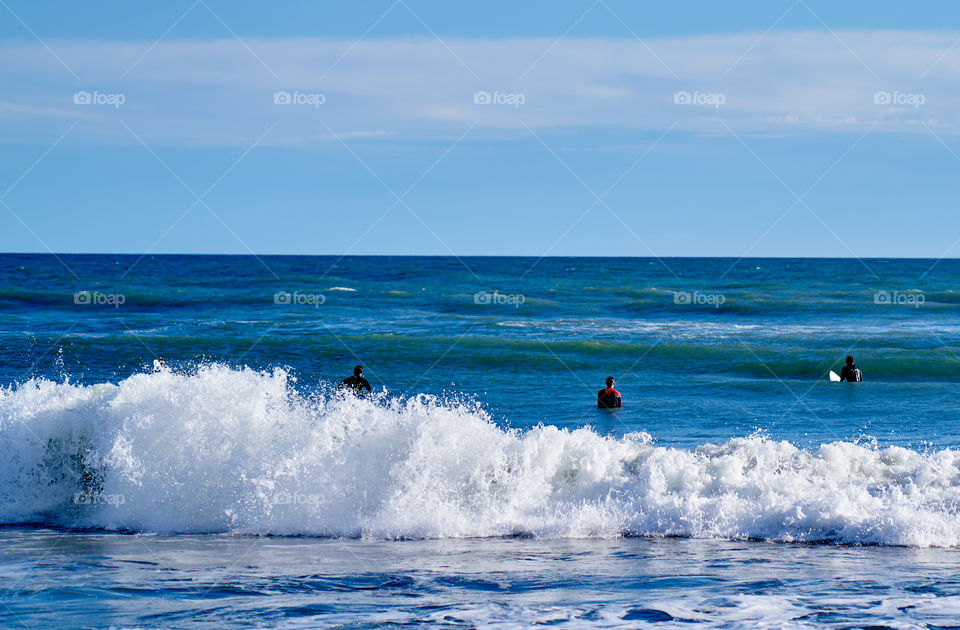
[338,365,372,395]
[597,376,622,408]
[839,356,863,382]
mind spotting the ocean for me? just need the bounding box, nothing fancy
[1,254,959,628]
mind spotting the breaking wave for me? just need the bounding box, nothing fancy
[1,365,959,546]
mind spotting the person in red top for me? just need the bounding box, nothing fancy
[597,376,622,408]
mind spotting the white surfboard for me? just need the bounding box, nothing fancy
[829,370,841,382]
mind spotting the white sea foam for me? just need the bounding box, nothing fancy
[204,588,960,628]
[2,365,959,545]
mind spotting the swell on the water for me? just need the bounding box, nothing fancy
[1,365,958,546]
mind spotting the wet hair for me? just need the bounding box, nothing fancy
[606,376,615,386]
[846,356,854,365]
[354,365,363,376]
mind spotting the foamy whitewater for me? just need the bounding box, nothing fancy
[4,364,959,546]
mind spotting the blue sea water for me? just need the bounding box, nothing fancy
[1,254,960,628]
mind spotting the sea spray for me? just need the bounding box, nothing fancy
[1,365,960,545]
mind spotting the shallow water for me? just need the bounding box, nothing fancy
[5,529,960,629]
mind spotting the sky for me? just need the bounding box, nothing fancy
[1,0,960,257]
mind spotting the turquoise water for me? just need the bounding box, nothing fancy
[1,254,960,627]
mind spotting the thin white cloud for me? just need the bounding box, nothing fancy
[279,129,392,144]
[0,29,958,146]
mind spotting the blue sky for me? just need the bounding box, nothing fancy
[2,0,960,257]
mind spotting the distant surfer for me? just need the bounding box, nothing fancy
[597,376,622,408]
[338,365,372,395]
[152,358,167,372]
[839,356,863,382]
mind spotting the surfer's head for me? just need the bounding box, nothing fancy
[354,365,364,377]
[605,376,615,387]
[846,356,854,366]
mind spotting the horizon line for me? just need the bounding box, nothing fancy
[1,252,957,261]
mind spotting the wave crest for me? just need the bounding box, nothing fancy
[1,365,958,545]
